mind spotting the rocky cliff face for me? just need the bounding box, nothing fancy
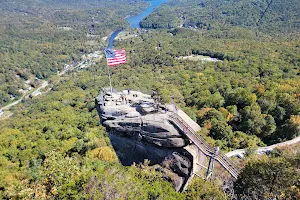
[95,89,198,191]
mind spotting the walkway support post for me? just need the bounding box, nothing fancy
[205,147,219,180]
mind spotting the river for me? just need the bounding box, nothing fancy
[107,0,168,49]
[127,0,169,29]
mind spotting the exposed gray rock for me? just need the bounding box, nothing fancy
[143,135,187,148]
[95,89,196,191]
[168,153,191,177]
[154,165,184,192]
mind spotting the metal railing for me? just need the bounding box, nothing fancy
[168,113,241,179]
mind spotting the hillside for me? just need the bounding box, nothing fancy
[141,0,300,34]
[0,0,147,107]
[0,0,299,199]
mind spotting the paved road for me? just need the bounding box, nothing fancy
[0,58,94,112]
[58,61,85,76]
[1,80,48,111]
[226,136,300,158]
[0,113,13,121]
[1,94,27,111]
[169,112,300,178]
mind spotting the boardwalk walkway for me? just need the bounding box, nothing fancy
[168,113,241,179]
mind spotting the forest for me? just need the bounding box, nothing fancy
[0,0,299,199]
[0,0,147,106]
[140,0,300,34]
[114,27,300,149]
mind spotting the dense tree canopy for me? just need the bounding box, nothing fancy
[114,27,299,149]
[1,0,299,199]
[0,0,147,106]
[141,0,300,33]
[235,145,300,199]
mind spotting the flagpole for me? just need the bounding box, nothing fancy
[107,65,113,94]
[104,48,125,94]
[105,49,113,94]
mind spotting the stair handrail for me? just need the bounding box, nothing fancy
[168,113,241,179]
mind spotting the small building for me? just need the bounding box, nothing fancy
[64,64,70,70]
[0,110,4,116]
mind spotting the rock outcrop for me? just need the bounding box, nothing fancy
[95,88,200,191]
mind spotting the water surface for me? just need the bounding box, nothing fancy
[127,0,169,28]
[108,30,122,49]
[107,0,168,48]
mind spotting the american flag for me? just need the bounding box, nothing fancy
[104,48,126,67]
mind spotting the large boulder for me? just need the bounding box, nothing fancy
[143,135,187,148]
[95,89,196,191]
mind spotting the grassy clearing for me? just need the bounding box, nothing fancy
[116,31,137,40]
[177,54,222,62]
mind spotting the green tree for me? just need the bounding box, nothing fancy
[234,156,300,199]
[186,178,227,200]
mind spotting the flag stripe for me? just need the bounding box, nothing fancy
[105,49,127,67]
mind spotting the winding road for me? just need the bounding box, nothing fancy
[0,58,97,113]
[0,80,48,112]
[169,112,300,181]
[226,136,300,158]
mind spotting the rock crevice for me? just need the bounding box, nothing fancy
[95,89,199,191]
